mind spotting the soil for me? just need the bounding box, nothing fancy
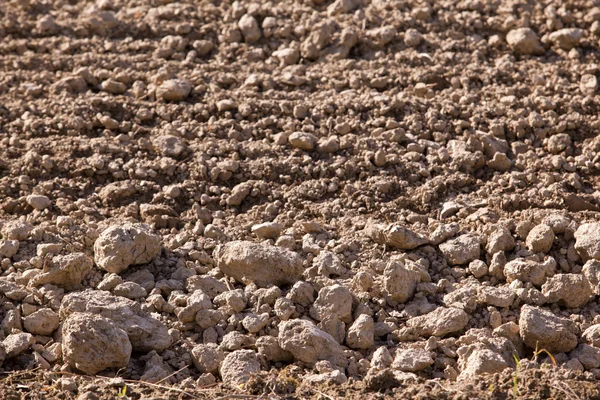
[2,0,600,398]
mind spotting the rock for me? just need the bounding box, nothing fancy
[251,222,283,239]
[371,347,393,369]
[404,28,423,47]
[3,333,34,358]
[310,284,353,323]
[364,368,418,391]
[216,99,237,112]
[60,290,171,352]
[272,48,300,66]
[215,240,304,287]
[318,316,345,344]
[0,240,19,258]
[238,14,261,43]
[2,221,32,241]
[191,343,224,374]
[327,0,358,16]
[345,314,374,349]
[469,260,488,278]
[575,223,600,261]
[392,348,434,372]
[583,324,600,347]
[100,78,127,94]
[22,308,60,335]
[26,194,51,210]
[504,258,553,287]
[62,313,131,374]
[140,351,172,383]
[278,319,346,367]
[289,131,317,151]
[156,79,192,101]
[256,336,293,362]
[407,307,469,337]
[439,234,481,265]
[519,305,578,353]
[152,135,187,158]
[383,261,421,303]
[37,243,62,257]
[30,253,93,291]
[227,182,251,206]
[506,28,544,55]
[219,350,261,386]
[113,282,147,299]
[526,224,555,253]
[549,28,584,50]
[581,74,598,95]
[486,227,515,254]
[242,313,269,333]
[384,225,429,249]
[220,331,255,351]
[570,344,600,370]
[457,348,510,379]
[541,274,593,308]
[477,286,515,308]
[94,223,161,274]
[313,251,346,277]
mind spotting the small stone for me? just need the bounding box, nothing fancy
[570,344,600,370]
[439,234,481,265]
[392,348,434,372]
[549,28,584,50]
[238,14,261,43]
[152,135,187,158]
[383,261,420,303]
[583,324,600,347]
[101,78,127,94]
[289,131,317,151]
[1,221,31,241]
[256,336,293,362]
[384,225,429,249]
[519,305,578,353]
[3,333,34,358]
[22,308,59,336]
[407,307,469,337]
[156,79,192,101]
[581,74,598,95]
[458,347,510,378]
[541,274,593,308]
[242,313,270,333]
[272,48,300,66]
[486,227,515,254]
[220,350,261,386]
[62,313,131,374]
[251,222,283,239]
[371,347,393,369]
[0,240,19,258]
[469,260,488,278]
[94,223,161,274]
[310,284,352,323]
[478,286,515,308]
[278,319,346,367]
[113,282,148,299]
[404,29,423,47]
[575,223,600,261]
[26,194,51,210]
[345,314,374,349]
[526,224,555,253]
[30,253,93,291]
[506,28,544,55]
[487,152,511,171]
[191,343,224,374]
[216,99,237,112]
[504,258,553,287]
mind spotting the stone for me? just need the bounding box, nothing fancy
[272,48,300,66]
[152,135,186,158]
[190,343,224,374]
[100,78,126,94]
[407,307,469,337]
[392,348,434,372]
[506,28,544,55]
[519,305,578,353]
[278,319,346,367]
[469,259,488,278]
[526,224,555,253]
[226,182,251,206]
[140,351,172,383]
[242,313,270,333]
[60,290,171,352]
[22,308,59,336]
[94,223,161,274]
[583,260,600,295]
[215,240,304,287]
[581,74,598,95]
[583,324,600,347]
[0,240,19,258]
[113,282,147,299]
[26,194,51,210]
[219,350,261,386]
[1,221,32,241]
[30,253,93,291]
[541,274,593,308]
[36,243,62,257]
[309,284,353,323]
[404,28,423,47]
[486,227,515,254]
[504,258,553,287]
[384,225,429,249]
[570,344,600,370]
[439,234,481,265]
[371,347,393,369]
[289,131,317,151]
[3,333,34,358]
[156,79,192,101]
[383,261,421,303]
[549,28,584,50]
[364,368,418,391]
[478,286,515,308]
[220,332,255,351]
[345,314,374,349]
[238,14,261,43]
[575,223,600,261]
[313,251,346,277]
[62,313,131,374]
[458,348,510,378]
[251,222,283,239]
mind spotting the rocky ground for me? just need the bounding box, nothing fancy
[2,0,600,398]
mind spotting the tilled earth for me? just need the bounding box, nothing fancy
[2,0,600,399]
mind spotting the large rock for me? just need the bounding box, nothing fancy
[219,350,261,386]
[541,274,593,308]
[278,319,346,367]
[575,223,600,261]
[383,261,421,303]
[215,241,303,287]
[504,258,553,287]
[439,234,481,265]
[30,253,93,291]
[59,290,171,352]
[406,307,469,337]
[309,284,352,323]
[94,223,161,274]
[506,28,544,55]
[62,312,131,374]
[519,305,578,353]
